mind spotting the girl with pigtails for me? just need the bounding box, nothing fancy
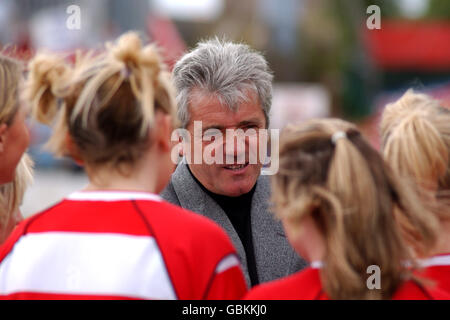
[245,118,448,299]
[380,90,450,294]
[0,32,247,300]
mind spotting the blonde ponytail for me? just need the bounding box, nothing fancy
[381,90,450,222]
[110,33,162,135]
[71,32,167,136]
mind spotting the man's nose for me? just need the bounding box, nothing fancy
[224,133,247,163]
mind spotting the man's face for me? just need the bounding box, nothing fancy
[185,89,266,197]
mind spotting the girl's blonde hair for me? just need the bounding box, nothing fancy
[24,32,177,169]
[0,54,23,126]
[272,118,438,299]
[380,89,450,222]
[0,153,33,240]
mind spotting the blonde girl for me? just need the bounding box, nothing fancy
[0,54,32,243]
[245,118,445,299]
[380,89,450,293]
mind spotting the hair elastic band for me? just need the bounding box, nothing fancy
[56,98,64,109]
[121,66,131,79]
[331,131,347,144]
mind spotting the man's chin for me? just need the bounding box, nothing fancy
[219,181,256,197]
[220,172,261,196]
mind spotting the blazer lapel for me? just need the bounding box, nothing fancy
[170,160,251,286]
[251,175,296,283]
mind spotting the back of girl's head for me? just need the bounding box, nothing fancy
[380,89,450,196]
[24,32,177,170]
[0,54,23,125]
[272,118,438,299]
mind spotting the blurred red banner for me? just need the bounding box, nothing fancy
[365,20,450,71]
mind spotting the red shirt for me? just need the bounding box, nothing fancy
[244,266,450,300]
[0,191,247,300]
[417,253,450,295]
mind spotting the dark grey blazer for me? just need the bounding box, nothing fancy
[160,160,307,286]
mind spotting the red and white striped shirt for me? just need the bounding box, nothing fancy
[0,191,247,300]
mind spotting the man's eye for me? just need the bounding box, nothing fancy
[243,126,259,134]
[203,129,222,139]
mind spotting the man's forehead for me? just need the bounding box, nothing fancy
[188,90,264,128]
[189,88,226,109]
[189,86,259,106]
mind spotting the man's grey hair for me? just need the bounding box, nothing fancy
[173,38,273,128]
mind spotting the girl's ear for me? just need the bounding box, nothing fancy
[65,133,84,166]
[0,123,8,153]
[153,112,172,153]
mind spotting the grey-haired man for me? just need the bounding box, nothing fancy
[161,39,306,287]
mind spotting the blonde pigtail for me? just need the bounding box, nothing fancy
[25,53,73,125]
[381,90,450,243]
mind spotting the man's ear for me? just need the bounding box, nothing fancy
[65,133,84,166]
[0,123,8,153]
[179,134,185,157]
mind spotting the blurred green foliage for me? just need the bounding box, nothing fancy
[426,0,450,19]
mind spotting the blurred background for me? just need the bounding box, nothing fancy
[1,0,449,216]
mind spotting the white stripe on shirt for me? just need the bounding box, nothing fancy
[66,191,162,202]
[216,254,241,274]
[310,261,323,269]
[418,254,450,268]
[0,232,176,299]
